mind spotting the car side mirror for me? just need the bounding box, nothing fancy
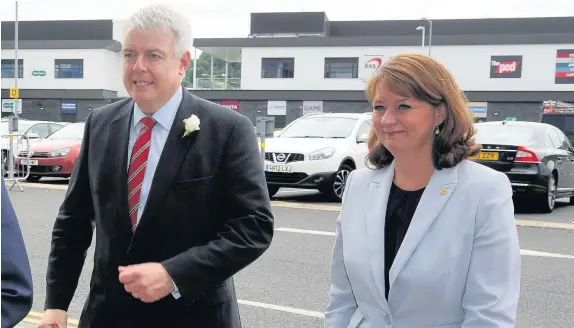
[357,133,368,143]
[27,132,39,139]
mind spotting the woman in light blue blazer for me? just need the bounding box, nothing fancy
[325,53,521,328]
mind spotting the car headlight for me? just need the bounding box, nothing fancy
[49,147,71,157]
[309,147,336,161]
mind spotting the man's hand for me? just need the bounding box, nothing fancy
[118,263,175,303]
[37,309,67,328]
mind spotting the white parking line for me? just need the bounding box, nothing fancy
[275,227,574,259]
[238,300,325,319]
[520,249,574,259]
[276,227,336,236]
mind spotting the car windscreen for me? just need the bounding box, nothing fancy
[474,124,547,148]
[279,117,358,139]
[47,123,85,140]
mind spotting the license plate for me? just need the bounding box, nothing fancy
[470,151,499,161]
[265,164,293,173]
[21,159,38,166]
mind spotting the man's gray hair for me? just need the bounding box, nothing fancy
[125,4,192,56]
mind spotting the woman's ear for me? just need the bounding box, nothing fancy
[435,104,446,126]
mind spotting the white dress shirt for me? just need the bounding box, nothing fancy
[127,86,183,299]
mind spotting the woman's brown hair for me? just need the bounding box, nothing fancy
[364,53,481,170]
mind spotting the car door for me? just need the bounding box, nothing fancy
[551,127,574,194]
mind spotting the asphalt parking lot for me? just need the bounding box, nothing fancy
[7,180,574,328]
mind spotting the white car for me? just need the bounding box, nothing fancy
[263,112,372,201]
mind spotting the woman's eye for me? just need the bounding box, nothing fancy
[398,104,412,110]
[373,105,385,111]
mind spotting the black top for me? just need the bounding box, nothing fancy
[384,182,425,300]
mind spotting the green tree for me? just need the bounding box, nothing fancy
[183,52,241,88]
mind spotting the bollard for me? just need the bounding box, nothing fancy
[256,116,275,168]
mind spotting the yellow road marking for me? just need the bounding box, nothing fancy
[515,219,574,230]
[18,183,574,230]
[272,202,574,230]
[27,311,79,325]
[271,201,342,212]
[20,182,68,190]
[22,317,41,324]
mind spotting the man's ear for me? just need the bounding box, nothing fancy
[179,51,192,76]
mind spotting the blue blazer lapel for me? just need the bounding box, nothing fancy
[389,165,458,292]
[366,161,394,311]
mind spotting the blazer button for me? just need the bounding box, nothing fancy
[384,318,391,325]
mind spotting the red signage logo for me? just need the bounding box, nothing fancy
[490,56,522,78]
[491,61,519,74]
[365,58,383,70]
[221,100,239,111]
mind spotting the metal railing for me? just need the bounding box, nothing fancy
[2,133,31,191]
[193,78,241,90]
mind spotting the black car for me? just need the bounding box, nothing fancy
[471,121,574,213]
[541,111,574,145]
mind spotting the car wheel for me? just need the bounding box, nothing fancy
[322,164,353,202]
[536,174,556,213]
[26,175,41,182]
[1,151,7,174]
[267,185,279,198]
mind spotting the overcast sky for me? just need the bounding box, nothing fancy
[0,0,573,39]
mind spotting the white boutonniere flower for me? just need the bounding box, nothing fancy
[182,114,200,138]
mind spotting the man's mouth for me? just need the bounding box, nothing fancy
[134,81,153,86]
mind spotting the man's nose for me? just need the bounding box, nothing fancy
[132,56,148,72]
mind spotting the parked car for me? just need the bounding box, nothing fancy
[471,120,574,213]
[540,105,574,145]
[2,119,66,173]
[263,112,371,201]
[15,122,85,182]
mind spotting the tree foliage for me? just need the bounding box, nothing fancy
[183,52,241,87]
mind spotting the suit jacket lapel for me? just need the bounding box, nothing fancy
[106,100,134,234]
[135,90,199,233]
[389,164,458,290]
[366,161,394,312]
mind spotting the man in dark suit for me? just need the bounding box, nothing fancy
[38,4,274,328]
[1,178,34,328]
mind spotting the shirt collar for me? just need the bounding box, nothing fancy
[132,86,183,130]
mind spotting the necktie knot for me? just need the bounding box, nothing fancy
[141,117,156,130]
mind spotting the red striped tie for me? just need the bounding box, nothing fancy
[127,117,156,230]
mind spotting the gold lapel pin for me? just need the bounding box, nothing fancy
[440,188,448,195]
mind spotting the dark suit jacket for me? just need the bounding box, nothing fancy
[44,88,274,328]
[1,179,34,328]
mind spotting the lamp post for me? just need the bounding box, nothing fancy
[416,26,425,48]
[422,17,433,56]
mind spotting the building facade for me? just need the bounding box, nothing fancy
[2,14,573,127]
[192,12,574,127]
[1,19,126,122]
